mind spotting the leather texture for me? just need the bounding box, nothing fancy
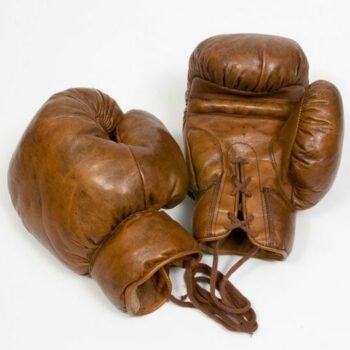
[184,34,343,259]
[9,88,202,315]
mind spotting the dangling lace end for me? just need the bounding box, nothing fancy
[169,243,259,333]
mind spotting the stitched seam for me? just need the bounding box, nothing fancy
[269,133,294,207]
[206,180,217,238]
[184,124,199,194]
[125,144,147,209]
[208,137,224,238]
[189,76,306,95]
[108,124,148,206]
[263,189,274,247]
[251,143,267,240]
[290,93,306,205]
[190,96,293,104]
[188,112,288,120]
[256,154,269,245]
[209,176,224,238]
[261,186,269,244]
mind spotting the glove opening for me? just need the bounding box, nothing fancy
[125,267,172,316]
[204,228,283,260]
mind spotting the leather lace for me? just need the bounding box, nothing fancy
[170,156,258,333]
[225,156,254,234]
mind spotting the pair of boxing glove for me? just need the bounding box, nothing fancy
[8,34,343,332]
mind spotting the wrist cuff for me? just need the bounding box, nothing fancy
[91,210,201,315]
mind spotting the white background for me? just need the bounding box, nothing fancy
[1,1,349,349]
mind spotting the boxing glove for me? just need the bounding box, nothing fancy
[8,88,202,316]
[184,34,343,258]
[183,34,343,329]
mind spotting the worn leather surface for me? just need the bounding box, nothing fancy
[184,34,343,259]
[9,88,201,315]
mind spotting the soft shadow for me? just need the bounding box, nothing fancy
[177,196,195,233]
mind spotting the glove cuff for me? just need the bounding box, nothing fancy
[90,210,201,316]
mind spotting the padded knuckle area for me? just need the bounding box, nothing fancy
[49,88,123,135]
[188,34,309,93]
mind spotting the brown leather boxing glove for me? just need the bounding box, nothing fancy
[8,88,202,316]
[183,34,343,330]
